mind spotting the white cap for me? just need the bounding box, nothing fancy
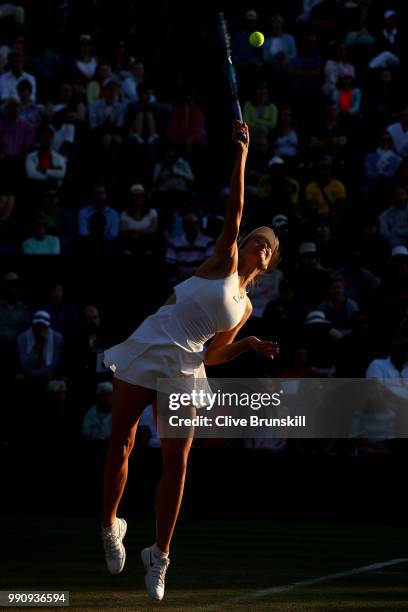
[384,9,396,19]
[268,156,285,168]
[305,310,331,325]
[32,310,51,327]
[130,183,145,194]
[3,272,19,283]
[245,9,258,20]
[391,245,408,258]
[272,214,288,228]
[298,241,317,255]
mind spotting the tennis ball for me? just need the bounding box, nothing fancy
[249,31,264,47]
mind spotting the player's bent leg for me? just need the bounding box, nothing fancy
[141,435,193,600]
[101,378,152,575]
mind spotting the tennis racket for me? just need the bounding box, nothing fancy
[217,12,243,123]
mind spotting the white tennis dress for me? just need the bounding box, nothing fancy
[103,272,247,394]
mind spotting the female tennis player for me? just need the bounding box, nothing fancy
[101,120,280,601]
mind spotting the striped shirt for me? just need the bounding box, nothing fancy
[165,233,214,280]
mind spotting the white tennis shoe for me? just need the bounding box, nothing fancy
[101,517,127,575]
[141,546,170,601]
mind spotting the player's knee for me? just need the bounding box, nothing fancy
[110,430,134,458]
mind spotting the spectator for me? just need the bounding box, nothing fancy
[305,155,347,217]
[71,34,98,94]
[25,125,66,188]
[335,311,375,377]
[42,379,71,441]
[81,382,113,441]
[243,82,278,137]
[366,337,408,388]
[358,216,391,276]
[378,186,408,247]
[292,241,330,309]
[166,90,207,155]
[262,15,297,68]
[165,213,214,281]
[88,78,126,150]
[331,74,362,117]
[386,107,408,158]
[308,102,350,162]
[45,282,79,337]
[317,275,359,336]
[376,10,400,57]
[274,106,299,160]
[138,404,161,448]
[16,310,64,381]
[245,132,272,194]
[0,51,36,101]
[322,42,356,96]
[86,62,113,105]
[232,9,263,70]
[41,189,73,251]
[152,144,194,195]
[0,96,35,196]
[22,211,61,255]
[49,83,86,126]
[379,245,408,302]
[78,183,120,240]
[0,271,30,346]
[16,79,44,127]
[121,60,154,103]
[364,131,402,185]
[120,183,158,255]
[338,249,380,307]
[287,34,323,108]
[257,156,300,216]
[50,107,75,158]
[299,309,340,376]
[310,0,348,50]
[128,83,160,146]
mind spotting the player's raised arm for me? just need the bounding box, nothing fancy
[214,121,249,257]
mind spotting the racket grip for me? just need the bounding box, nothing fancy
[232,99,243,122]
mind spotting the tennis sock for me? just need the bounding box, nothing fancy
[152,543,169,559]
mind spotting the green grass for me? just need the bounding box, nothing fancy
[0,518,407,611]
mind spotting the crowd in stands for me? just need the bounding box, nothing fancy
[1,1,408,456]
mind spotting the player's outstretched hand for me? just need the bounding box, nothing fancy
[248,336,280,360]
[232,120,249,153]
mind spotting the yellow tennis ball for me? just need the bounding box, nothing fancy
[249,31,264,47]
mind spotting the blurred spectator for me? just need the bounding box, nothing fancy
[335,311,375,377]
[245,132,271,194]
[25,125,66,188]
[338,249,380,307]
[138,403,161,448]
[308,102,350,162]
[344,0,375,48]
[287,34,323,107]
[274,106,299,160]
[317,274,359,336]
[386,107,408,158]
[165,213,214,281]
[0,271,30,346]
[86,62,113,105]
[378,186,408,247]
[378,245,408,301]
[0,96,35,195]
[121,60,154,104]
[22,211,61,255]
[376,10,400,57]
[262,15,297,68]
[49,83,86,126]
[292,241,330,309]
[243,82,278,137]
[88,78,126,150]
[0,3,25,25]
[358,217,390,276]
[167,90,207,155]
[322,42,356,96]
[248,266,284,319]
[331,75,362,117]
[232,9,263,70]
[16,79,44,127]
[81,381,113,441]
[16,310,64,381]
[310,0,348,50]
[78,183,119,240]
[41,188,74,251]
[71,34,98,94]
[305,155,347,217]
[299,309,341,375]
[128,83,160,146]
[42,379,71,440]
[364,131,402,185]
[120,183,158,255]
[258,156,299,216]
[0,51,36,101]
[45,282,79,336]
[50,107,75,158]
[152,144,194,195]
